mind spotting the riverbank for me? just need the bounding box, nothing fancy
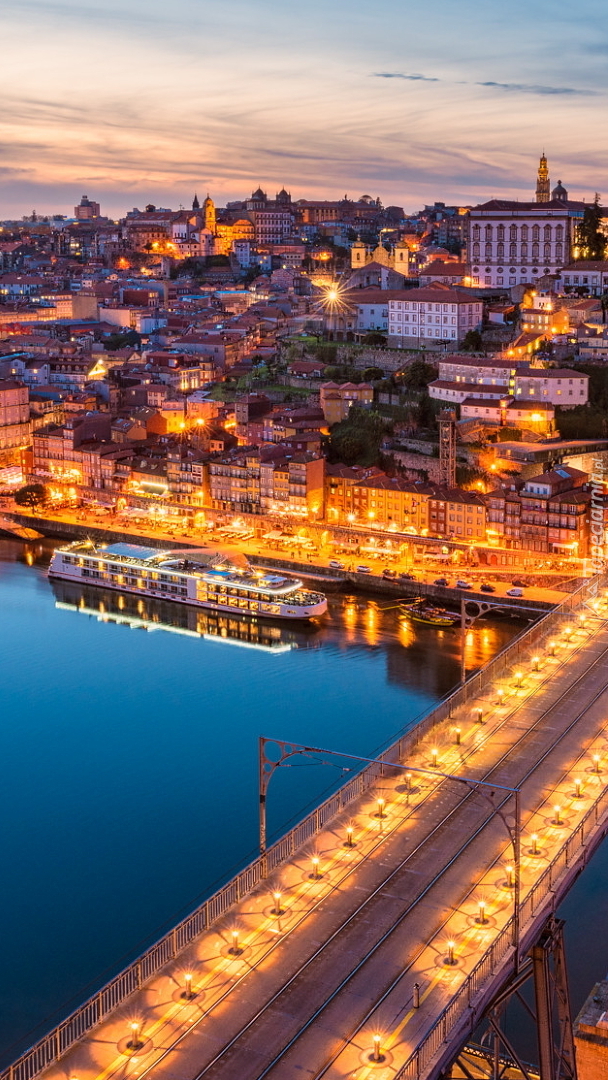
[5,509,564,613]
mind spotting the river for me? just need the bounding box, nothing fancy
[0,538,605,1068]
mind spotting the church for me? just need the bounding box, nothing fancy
[349,237,410,275]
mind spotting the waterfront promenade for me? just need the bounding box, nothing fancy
[5,581,608,1080]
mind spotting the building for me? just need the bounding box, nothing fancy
[352,475,434,532]
[74,195,101,220]
[466,163,586,288]
[427,487,487,541]
[324,463,385,521]
[558,261,608,296]
[319,382,374,425]
[350,239,410,276]
[260,453,324,517]
[418,262,467,287]
[387,285,483,346]
[208,446,324,517]
[485,465,590,554]
[0,379,30,463]
[460,396,555,434]
[513,368,588,406]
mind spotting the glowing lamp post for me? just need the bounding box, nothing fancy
[477,900,487,925]
[273,891,282,916]
[128,1022,142,1051]
[345,825,354,847]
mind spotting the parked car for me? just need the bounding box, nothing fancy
[382,568,397,580]
[399,571,416,580]
[434,577,449,587]
[507,587,523,597]
[456,580,472,589]
[329,559,345,570]
[356,564,372,574]
[480,583,496,593]
[512,579,526,588]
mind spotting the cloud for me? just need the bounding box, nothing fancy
[372,72,439,82]
[478,80,594,96]
[372,72,595,96]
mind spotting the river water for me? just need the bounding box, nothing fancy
[0,538,606,1067]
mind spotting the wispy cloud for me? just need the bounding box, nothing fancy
[372,72,594,96]
[478,80,594,96]
[372,72,439,82]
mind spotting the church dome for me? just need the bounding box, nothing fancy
[552,180,568,202]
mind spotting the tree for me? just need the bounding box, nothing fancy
[362,332,387,347]
[363,366,384,381]
[461,329,483,352]
[577,195,606,261]
[401,359,438,391]
[416,391,435,429]
[105,330,141,350]
[14,484,47,509]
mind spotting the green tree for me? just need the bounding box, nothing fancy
[401,359,438,390]
[363,366,384,381]
[14,483,47,509]
[461,329,483,352]
[416,391,435,428]
[362,332,387,347]
[577,194,606,261]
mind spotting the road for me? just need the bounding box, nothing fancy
[30,590,608,1080]
[9,504,572,607]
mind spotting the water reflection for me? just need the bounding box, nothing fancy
[8,539,528,700]
[51,579,319,654]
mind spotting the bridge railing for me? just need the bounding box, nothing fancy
[393,745,608,1080]
[1,577,600,1080]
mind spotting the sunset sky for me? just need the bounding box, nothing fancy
[2,0,607,218]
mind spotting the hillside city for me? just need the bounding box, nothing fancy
[1,154,608,575]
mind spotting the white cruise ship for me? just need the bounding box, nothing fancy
[48,541,328,621]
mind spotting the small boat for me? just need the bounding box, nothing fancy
[407,605,458,627]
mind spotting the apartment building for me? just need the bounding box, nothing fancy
[0,379,30,460]
[485,466,590,555]
[387,285,483,346]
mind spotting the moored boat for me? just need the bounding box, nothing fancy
[49,541,328,621]
[406,604,458,627]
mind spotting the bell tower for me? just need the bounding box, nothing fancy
[536,153,550,203]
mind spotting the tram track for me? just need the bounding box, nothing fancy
[177,631,608,1080]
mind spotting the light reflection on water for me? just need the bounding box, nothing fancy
[0,539,524,1064]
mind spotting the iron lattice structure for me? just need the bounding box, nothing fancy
[439,408,457,487]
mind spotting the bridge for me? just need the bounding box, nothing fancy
[5,579,608,1080]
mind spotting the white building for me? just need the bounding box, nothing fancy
[513,368,588,406]
[557,261,608,296]
[387,285,483,345]
[466,196,585,289]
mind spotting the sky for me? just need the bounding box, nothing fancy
[1,0,607,219]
